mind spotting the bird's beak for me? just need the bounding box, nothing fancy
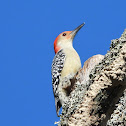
[70,23,85,39]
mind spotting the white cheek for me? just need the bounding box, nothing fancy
[58,40,65,46]
[58,40,73,48]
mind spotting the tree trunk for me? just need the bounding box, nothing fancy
[58,29,126,126]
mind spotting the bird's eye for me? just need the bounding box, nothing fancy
[62,33,66,36]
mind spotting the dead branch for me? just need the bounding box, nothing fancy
[58,29,126,126]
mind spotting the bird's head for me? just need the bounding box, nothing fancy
[54,23,85,54]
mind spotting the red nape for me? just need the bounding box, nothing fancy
[54,35,60,53]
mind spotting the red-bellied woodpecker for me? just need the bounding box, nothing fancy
[51,23,85,116]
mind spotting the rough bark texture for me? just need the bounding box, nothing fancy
[57,29,126,126]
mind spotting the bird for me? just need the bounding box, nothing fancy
[51,23,85,116]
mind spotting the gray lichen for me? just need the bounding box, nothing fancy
[59,77,90,126]
[90,30,126,82]
[107,90,126,126]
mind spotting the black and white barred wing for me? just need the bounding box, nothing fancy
[51,49,66,96]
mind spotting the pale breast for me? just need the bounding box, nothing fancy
[61,48,81,78]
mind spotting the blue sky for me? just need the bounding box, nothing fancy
[0,0,126,126]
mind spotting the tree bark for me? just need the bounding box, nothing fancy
[58,29,126,126]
